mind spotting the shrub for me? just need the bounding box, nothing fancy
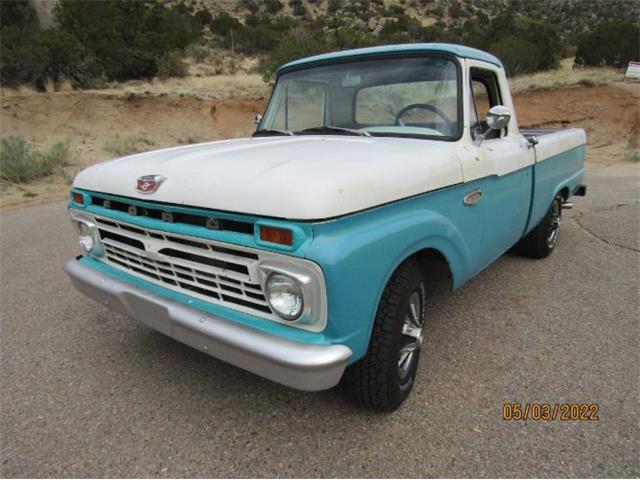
[327,0,341,15]
[490,36,542,76]
[289,0,308,17]
[575,22,640,68]
[54,0,197,83]
[210,12,243,37]
[0,136,69,184]
[241,0,261,14]
[0,0,39,30]
[258,30,327,83]
[193,9,213,28]
[103,134,152,157]
[186,43,209,63]
[157,51,188,79]
[388,4,405,15]
[265,0,284,14]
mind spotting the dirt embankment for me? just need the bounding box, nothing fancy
[1,84,637,208]
[514,84,640,164]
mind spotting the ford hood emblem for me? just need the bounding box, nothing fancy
[136,175,166,194]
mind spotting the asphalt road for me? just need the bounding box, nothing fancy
[1,162,638,478]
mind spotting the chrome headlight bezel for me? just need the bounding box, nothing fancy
[258,260,327,332]
[68,208,104,257]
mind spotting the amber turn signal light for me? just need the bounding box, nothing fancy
[260,226,293,246]
[72,192,84,205]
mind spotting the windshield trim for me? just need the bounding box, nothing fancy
[261,53,463,143]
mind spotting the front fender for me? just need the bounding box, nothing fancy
[306,195,477,362]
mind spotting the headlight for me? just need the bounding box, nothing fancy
[68,209,102,256]
[265,272,304,321]
[77,221,95,253]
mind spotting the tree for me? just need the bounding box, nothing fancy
[55,0,196,82]
[575,22,640,68]
[490,36,542,76]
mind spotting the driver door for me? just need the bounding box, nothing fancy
[466,64,535,268]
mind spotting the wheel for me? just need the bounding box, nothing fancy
[516,195,562,258]
[343,258,427,412]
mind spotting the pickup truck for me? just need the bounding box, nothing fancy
[65,43,586,412]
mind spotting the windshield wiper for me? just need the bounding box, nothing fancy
[296,126,371,137]
[252,129,294,137]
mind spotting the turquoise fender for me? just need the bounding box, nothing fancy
[305,184,481,362]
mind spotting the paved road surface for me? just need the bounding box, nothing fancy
[1,162,638,477]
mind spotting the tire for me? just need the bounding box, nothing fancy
[517,195,562,259]
[343,258,427,412]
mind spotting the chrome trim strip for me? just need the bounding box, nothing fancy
[65,258,351,391]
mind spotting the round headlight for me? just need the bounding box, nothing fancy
[265,273,304,321]
[77,222,95,253]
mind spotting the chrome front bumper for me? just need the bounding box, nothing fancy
[65,258,352,391]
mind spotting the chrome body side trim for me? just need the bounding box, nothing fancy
[65,258,351,391]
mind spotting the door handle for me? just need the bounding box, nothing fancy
[463,189,482,206]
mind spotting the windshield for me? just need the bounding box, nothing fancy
[258,56,460,140]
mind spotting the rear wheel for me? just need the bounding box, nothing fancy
[343,258,427,412]
[517,195,562,258]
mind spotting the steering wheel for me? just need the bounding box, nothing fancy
[395,103,453,134]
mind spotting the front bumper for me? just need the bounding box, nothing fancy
[65,258,352,391]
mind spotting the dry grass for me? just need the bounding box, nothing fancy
[2,56,625,99]
[509,58,624,92]
[1,72,268,99]
[1,56,268,99]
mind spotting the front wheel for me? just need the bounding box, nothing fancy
[342,258,427,412]
[516,195,562,258]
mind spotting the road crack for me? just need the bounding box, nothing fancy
[571,213,640,253]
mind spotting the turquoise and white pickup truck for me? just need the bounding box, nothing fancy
[65,43,586,411]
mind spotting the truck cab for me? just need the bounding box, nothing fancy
[66,43,586,411]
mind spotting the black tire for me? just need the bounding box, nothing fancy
[516,195,562,259]
[343,258,427,412]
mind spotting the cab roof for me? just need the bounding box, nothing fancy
[277,43,503,75]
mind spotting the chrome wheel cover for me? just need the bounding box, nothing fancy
[398,289,425,379]
[546,200,561,248]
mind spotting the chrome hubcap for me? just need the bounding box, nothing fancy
[398,290,424,378]
[547,201,561,248]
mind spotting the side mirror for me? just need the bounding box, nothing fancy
[474,105,511,146]
[254,114,263,130]
[486,105,511,131]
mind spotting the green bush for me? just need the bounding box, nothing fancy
[456,13,562,75]
[265,0,284,14]
[575,22,640,68]
[1,0,201,89]
[209,12,243,37]
[289,0,308,17]
[55,0,197,82]
[490,36,542,76]
[0,136,69,184]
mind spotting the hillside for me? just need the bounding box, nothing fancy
[31,0,636,44]
[180,0,635,43]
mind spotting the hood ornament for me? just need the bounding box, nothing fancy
[136,175,166,194]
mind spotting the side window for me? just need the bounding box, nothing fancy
[469,68,504,140]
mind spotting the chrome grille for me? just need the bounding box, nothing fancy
[94,216,274,318]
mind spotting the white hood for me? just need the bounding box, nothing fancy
[74,136,463,220]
